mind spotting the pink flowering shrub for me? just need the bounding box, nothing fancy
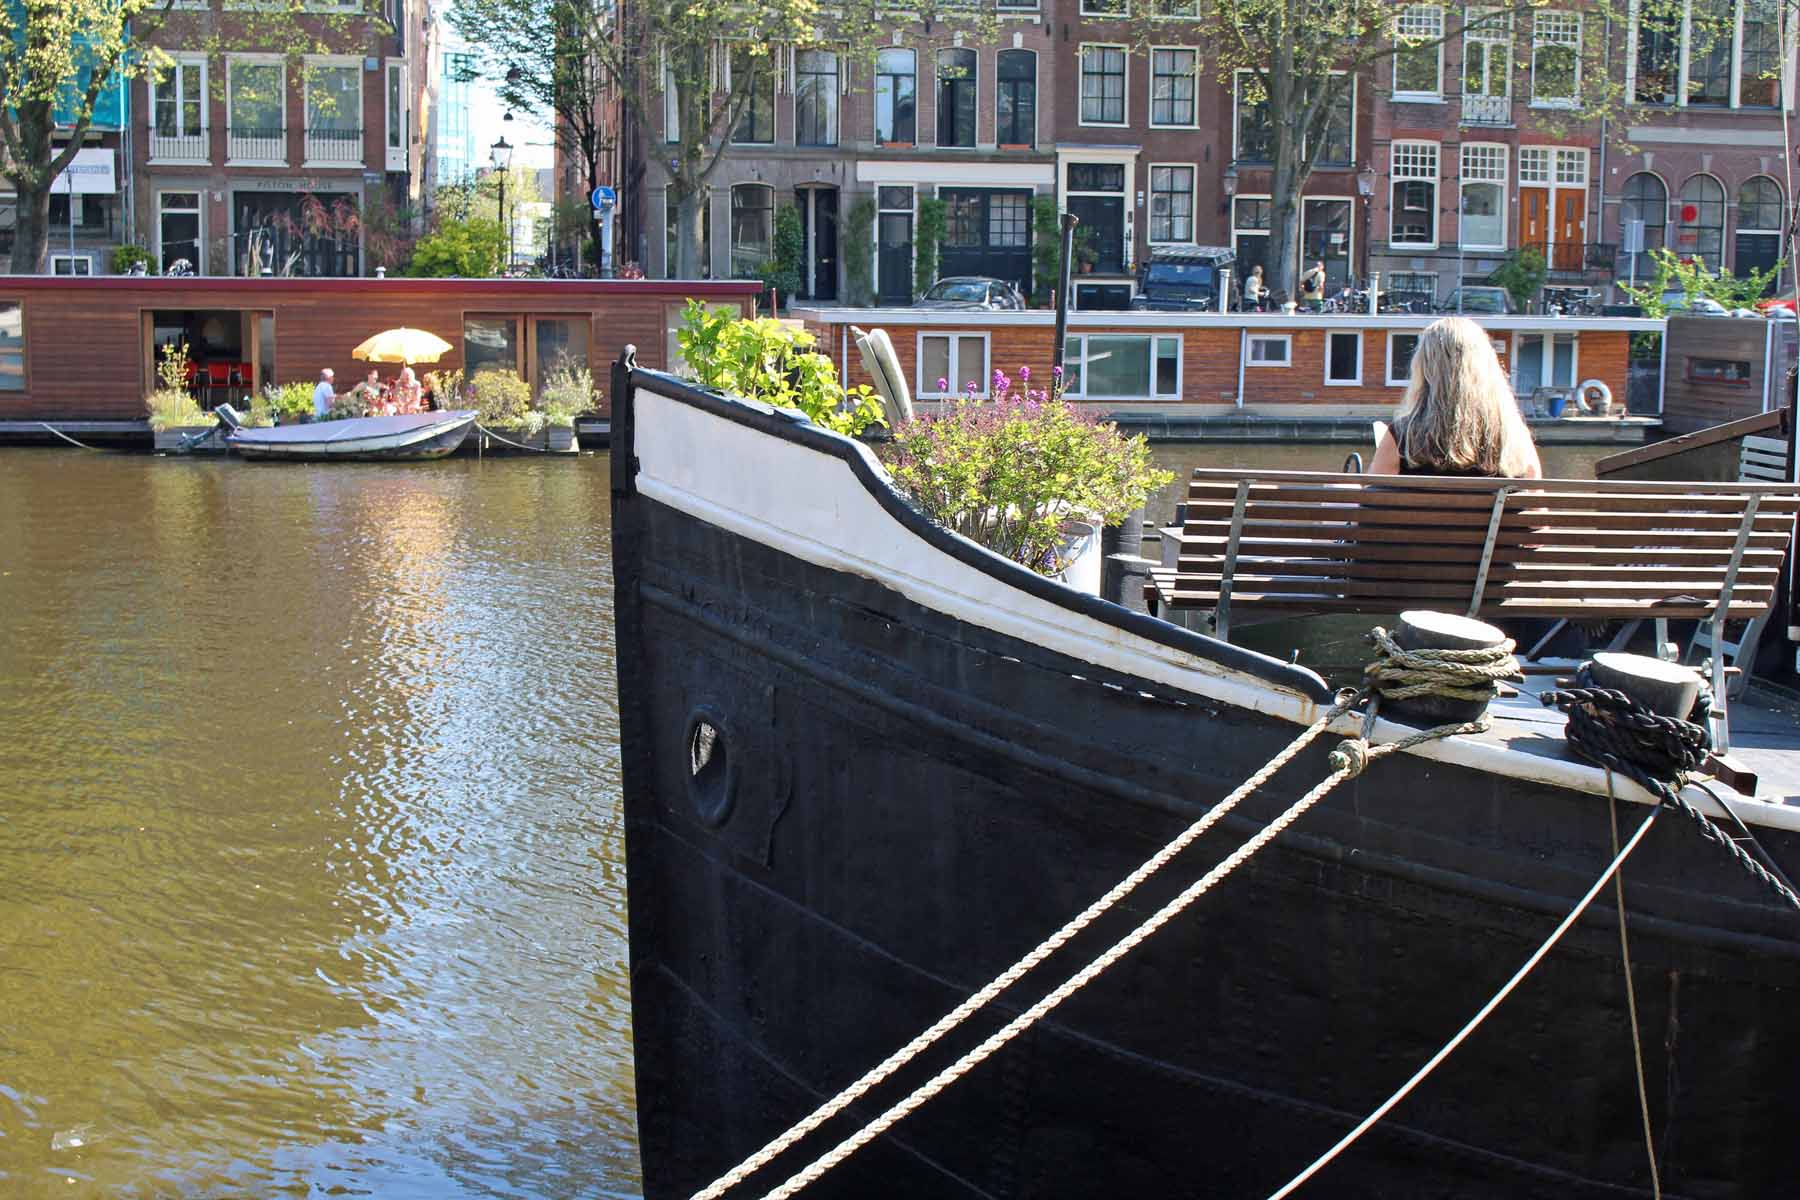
[883,365,1171,576]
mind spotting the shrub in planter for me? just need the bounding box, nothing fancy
[470,368,532,426]
[425,368,467,410]
[539,363,598,427]
[145,342,206,431]
[675,299,884,437]
[259,381,315,424]
[112,244,157,275]
[883,366,1172,577]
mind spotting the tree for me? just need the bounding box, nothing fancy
[408,216,507,277]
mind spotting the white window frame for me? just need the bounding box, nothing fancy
[1624,0,1791,110]
[225,54,287,167]
[1151,0,1200,18]
[301,54,362,168]
[1530,11,1582,107]
[728,181,775,279]
[1062,333,1183,399]
[1325,330,1363,386]
[916,331,991,399]
[1389,140,1440,251]
[156,189,205,277]
[49,253,94,276]
[1387,331,1422,387]
[1079,0,1128,14]
[1147,162,1196,245]
[149,55,209,164]
[1231,193,1272,267]
[1459,142,1509,252]
[1247,334,1292,367]
[1394,5,1445,100]
[1511,331,1580,392]
[384,61,408,172]
[1078,43,1130,128]
[1463,8,1514,99]
[1148,46,1199,129]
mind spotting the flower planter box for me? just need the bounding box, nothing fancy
[546,425,576,453]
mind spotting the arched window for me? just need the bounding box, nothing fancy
[996,50,1035,147]
[937,49,977,148]
[1619,172,1666,280]
[729,183,774,279]
[1735,176,1784,281]
[1677,174,1725,268]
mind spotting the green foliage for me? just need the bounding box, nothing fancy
[675,299,885,437]
[260,381,315,421]
[1030,197,1060,305]
[1489,246,1547,312]
[327,388,369,421]
[155,341,191,393]
[111,244,155,275]
[242,391,278,427]
[914,198,947,299]
[844,199,875,305]
[1619,248,1785,317]
[883,370,1173,576]
[759,204,805,300]
[426,368,467,409]
[1072,226,1099,270]
[470,368,533,426]
[539,364,599,427]
[146,389,206,432]
[408,216,507,278]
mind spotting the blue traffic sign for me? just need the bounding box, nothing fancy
[590,185,617,210]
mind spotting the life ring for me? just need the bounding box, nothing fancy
[1576,378,1613,415]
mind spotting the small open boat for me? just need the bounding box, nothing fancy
[215,407,476,461]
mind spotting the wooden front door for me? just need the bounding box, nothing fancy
[1519,188,1548,262]
[1554,191,1586,272]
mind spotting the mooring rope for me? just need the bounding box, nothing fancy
[1607,774,1662,1200]
[37,422,105,452]
[1264,804,1662,1200]
[474,422,556,453]
[1540,686,1800,910]
[696,627,1515,1200]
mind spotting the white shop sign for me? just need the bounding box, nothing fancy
[50,149,116,195]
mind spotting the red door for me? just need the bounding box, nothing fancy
[1554,191,1586,272]
[1520,188,1548,263]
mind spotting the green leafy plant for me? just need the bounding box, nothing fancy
[914,197,946,299]
[1030,197,1060,305]
[111,244,156,275]
[1620,248,1785,317]
[539,363,599,427]
[408,216,507,277]
[675,298,884,437]
[259,381,315,423]
[844,198,875,305]
[1489,246,1547,312]
[469,368,533,426]
[758,204,804,302]
[882,366,1172,576]
[242,391,278,427]
[145,343,204,431]
[425,368,467,409]
[1072,226,1099,272]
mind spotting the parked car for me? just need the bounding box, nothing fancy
[1130,246,1234,312]
[1441,286,1515,315]
[914,276,1026,310]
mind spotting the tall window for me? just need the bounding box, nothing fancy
[1620,172,1666,280]
[1635,0,1780,109]
[731,47,775,145]
[1463,8,1512,117]
[1531,12,1580,106]
[1686,0,1731,105]
[1459,143,1507,250]
[1080,45,1126,125]
[1233,71,1272,162]
[729,183,774,278]
[1735,177,1783,279]
[1232,197,1271,280]
[1150,48,1196,127]
[1149,166,1194,243]
[1740,0,1781,106]
[1313,78,1353,166]
[1634,5,1679,103]
[875,49,915,145]
[995,50,1035,146]
[1390,142,1438,247]
[386,63,406,165]
[795,50,838,147]
[227,59,284,162]
[152,59,205,152]
[0,302,21,390]
[305,62,360,149]
[1394,5,1443,97]
[1678,174,1725,267]
[936,48,976,148]
[158,191,202,275]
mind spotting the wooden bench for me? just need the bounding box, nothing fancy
[1147,469,1800,749]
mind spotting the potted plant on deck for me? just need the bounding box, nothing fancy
[145,342,215,451]
[537,364,599,451]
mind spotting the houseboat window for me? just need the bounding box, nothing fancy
[535,318,590,394]
[0,301,22,390]
[1079,45,1127,126]
[50,255,93,276]
[1386,332,1421,386]
[1326,331,1362,384]
[1514,333,1577,390]
[465,316,519,378]
[918,333,988,398]
[1062,334,1181,398]
[730,46,775,145]
[995,51,1035,147]
[1687,357,1752,385]
[937,49,977,148]
[874,49,916,145]
[1390,141,1438,247]
[729,183,774,278]
[795,50,838,148]
[1247,334,1291,366]
[1394,5,1444,97]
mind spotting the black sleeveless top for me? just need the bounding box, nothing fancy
[1393,423,1512,478]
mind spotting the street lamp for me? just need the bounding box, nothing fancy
[491,134,514,270]
[1357,165,1377,288]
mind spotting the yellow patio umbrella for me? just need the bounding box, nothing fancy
[351,326,454,364]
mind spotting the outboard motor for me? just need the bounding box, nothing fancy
[212,403,244,433]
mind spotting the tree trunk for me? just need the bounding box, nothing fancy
[586,155,604,277]
[8,102,56,275]
[673,186,706,279]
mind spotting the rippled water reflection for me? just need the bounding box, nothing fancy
[0,452,635,1199]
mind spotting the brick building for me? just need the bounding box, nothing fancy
[611,2,1797,308]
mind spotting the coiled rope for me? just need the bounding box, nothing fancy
[1362,626,1520,703]
[693,627,1513,1200]
[1540,686,1800,911]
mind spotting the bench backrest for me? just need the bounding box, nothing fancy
[1164,468,1800,631]
[1740,434,1792,484]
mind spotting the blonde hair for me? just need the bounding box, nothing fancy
[1392,316,1536,478]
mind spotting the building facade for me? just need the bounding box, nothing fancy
[621,1,1798,310]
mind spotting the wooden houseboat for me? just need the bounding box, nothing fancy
[1659,312,1798,435]
[795,306,1662,441]
[0,277,760,438]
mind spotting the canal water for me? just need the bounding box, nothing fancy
[0,439,1605,1198]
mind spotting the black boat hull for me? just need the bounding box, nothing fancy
[610,365,1800,1200]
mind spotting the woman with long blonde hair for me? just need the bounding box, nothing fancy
[1370,316,1542,479]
